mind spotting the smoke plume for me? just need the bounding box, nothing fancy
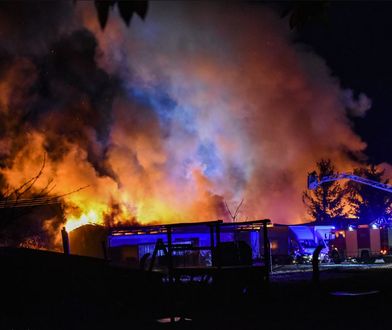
[0,2,372,238]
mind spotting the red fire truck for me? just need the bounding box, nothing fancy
[328,224,392,263]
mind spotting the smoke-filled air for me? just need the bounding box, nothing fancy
[0,2,372,245]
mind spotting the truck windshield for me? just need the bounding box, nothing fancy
[299,240,318,248]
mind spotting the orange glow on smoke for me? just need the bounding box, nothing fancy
[0,2,373,242]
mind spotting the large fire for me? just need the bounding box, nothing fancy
[65,210,99,232]
[0,2,374,246]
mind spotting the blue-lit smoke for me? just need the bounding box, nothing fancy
[128,84,226,184]
[81,2,368,223]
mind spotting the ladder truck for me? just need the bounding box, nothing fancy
[307,171,392,263]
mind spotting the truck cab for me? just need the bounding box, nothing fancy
[289,225,330,263]
[266,224,332,264]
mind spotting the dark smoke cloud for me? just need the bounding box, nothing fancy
[34,29,119,179]
[0,2,75,55]
[0,12,120,180]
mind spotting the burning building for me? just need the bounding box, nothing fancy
[0,2,374,248]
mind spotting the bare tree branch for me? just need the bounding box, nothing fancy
[224,198,245,222]
[12,153,47,199]
[224,199,235,221]
[233,198,244,220]
[0,153,89,209]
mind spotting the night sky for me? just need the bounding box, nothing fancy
[293,2,392,165]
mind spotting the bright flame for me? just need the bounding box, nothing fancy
[65,210,100,232]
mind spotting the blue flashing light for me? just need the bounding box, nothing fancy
[108,232,235,248]
[348,225,354,231]
[372,224,378,230]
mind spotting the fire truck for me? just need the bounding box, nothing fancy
[326,224,392,263]
[308,171,392,263]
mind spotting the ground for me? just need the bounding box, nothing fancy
[1,248,392,330]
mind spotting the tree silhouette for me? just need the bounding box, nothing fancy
[347,165,392,225]
[94,1,148,30]
[303,159,348,222]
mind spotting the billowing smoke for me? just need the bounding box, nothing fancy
[0,2,371,240]
[342,89,372,118]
